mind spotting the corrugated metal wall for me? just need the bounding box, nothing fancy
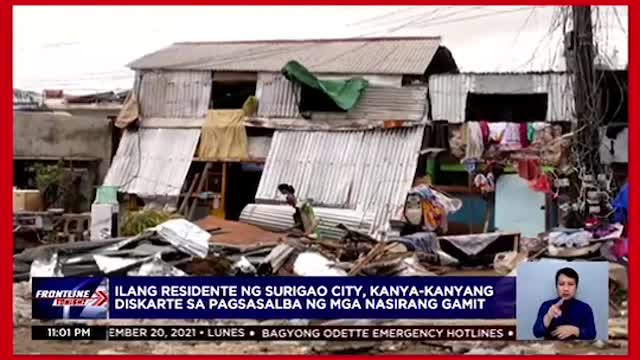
[429,73,575,123]
[254,126,424,238]
[138,70,212,119]
[103,128,200,197]
[536,73,575,122]
[256,73,301,118]
[339,85,427,121]
[257,72,428,121]
[240,204,374,240]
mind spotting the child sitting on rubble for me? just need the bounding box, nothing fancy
[277,183,319,239]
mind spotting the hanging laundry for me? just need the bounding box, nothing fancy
[529,175,552,194]
[480,121,490,145]
[527,123,536,143]
[501,123,521,148]
[488,122,507,143]
[519,123,530,148]
[464,121,484,160]
[517,159,542,181]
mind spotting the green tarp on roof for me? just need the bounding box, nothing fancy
[282,61,369,111]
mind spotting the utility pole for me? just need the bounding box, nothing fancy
[566,5,604,220]
[571,5,600,172]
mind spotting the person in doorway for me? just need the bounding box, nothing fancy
[532,267,596,340]
[277,183,319,239]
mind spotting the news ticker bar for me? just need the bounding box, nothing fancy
[32,325,516,341]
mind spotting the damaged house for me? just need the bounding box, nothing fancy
[103,37,459,239]
[426,70,628,239]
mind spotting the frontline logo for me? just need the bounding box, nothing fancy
[35,289,109,307]
[32,277,109,319]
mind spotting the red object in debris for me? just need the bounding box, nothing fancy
[584,217,601,231]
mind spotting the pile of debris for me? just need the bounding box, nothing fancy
[14,219,210,281]
[543,223,625,261]
[13,213,498,281]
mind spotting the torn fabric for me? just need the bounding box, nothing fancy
[198,110,249,161]
[115,92,140,129]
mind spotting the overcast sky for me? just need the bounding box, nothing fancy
[13,5,628,95]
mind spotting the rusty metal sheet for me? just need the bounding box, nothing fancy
[129,37,441,75]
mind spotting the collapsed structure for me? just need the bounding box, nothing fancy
[13,35,628,287]
[102,37,459,240]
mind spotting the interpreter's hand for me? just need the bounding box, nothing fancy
[552,325,579,340]
[545,299,563,320]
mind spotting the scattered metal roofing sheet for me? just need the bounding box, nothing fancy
[138,70,211,118]
[103,128,199,197]
[128,37,441,75]
[240,204,374,241]
[429,72,575,123]
[253,126,424,238]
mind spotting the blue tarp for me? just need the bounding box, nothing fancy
[613,182,628,224]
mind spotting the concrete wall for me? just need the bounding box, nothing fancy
[13,111,113,181]
[62,108,120,119]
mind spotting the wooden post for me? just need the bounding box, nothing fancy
[188,163,211,220]
[178,173,200,216]
[212,162,227,219]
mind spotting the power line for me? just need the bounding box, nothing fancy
[348,6,422,27]
[357,6,496,35]
[499,6,537,71]
[409,7,533,28]
[310,7,533,69]
[612,7,628,35]
[516,6,567,71]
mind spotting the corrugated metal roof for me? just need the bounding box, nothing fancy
[103,128,200,197]
[128,37,441,75]
[138,70,211,118]
[254,126,424,238]
[240,204,374,241]
[429,73,575,123]
[257,73,427,121]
